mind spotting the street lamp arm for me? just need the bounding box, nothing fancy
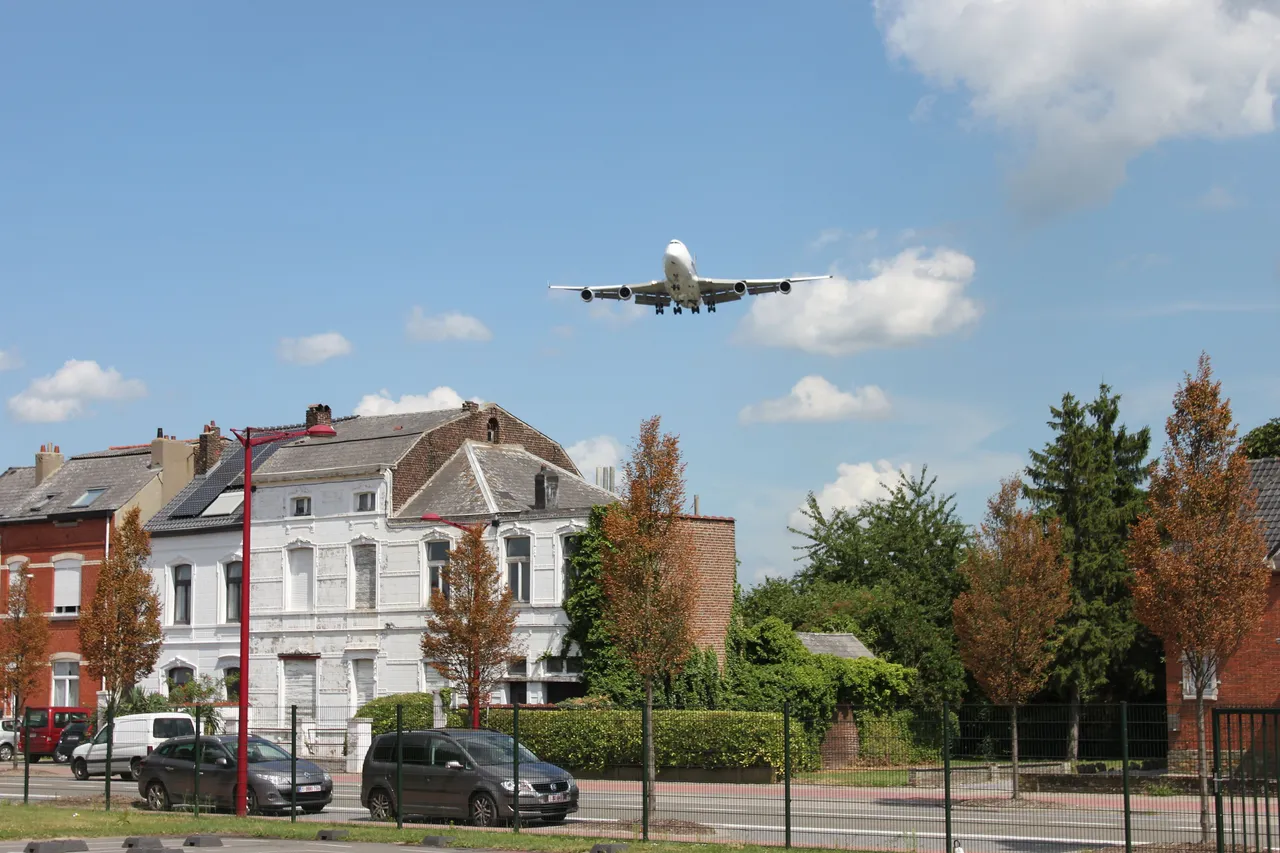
[231,423,336,447]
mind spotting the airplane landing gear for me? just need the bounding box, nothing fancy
[673,306,683,315]
[705,300,717,313]
[655,305,665,315]
[692,304,701,314]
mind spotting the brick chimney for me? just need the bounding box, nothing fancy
[462,401,480,413]
[194,420,223,476]
[34,444,64,486]
[305,404,332,428]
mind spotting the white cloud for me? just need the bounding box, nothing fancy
[277,332,353,365]
[809,228,848,250]
[7,359,147,423]
[1197,184,1241,210]
[791,460,911,529]
[354,387,468,416]
[909,94,936,123]
[740,376,892,423]
[874,0,1280,217]
[566,435,625,478]
[736,247,980,356]
[0,349,20,371]
[406,306,492,342]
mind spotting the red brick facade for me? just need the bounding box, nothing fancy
[681,515,737,662]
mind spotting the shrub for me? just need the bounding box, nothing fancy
[356,692,438,736]
[851,710,941,766]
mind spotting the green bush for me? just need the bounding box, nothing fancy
[356,693,438,737]
[851,710,941,766]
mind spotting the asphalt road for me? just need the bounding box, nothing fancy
[0,838,508,853]
[0,772,1220,853]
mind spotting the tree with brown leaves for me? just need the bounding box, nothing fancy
[601,415,697,816]
[954,477,1071,799]
[0,564,50,759]
[421,523,519,729]
[1127,353,1269,841]
[79,507,163,707]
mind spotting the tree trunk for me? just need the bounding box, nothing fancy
[470,665,481,729]
[1011,703,1020,800]
[645,678,657,820]
[1196,688,1210,844]
[1066,687,1080,763]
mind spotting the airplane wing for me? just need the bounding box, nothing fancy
[548,281,666,301]
[698,275,831,297]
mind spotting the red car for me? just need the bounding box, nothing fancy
[19,707,92,760]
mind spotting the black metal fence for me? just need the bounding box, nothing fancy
[3,701,1253,853]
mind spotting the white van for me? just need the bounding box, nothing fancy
[71,712,196,781]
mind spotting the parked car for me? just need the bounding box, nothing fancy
[0,719,16,761]
[71,712,195,781]
[53,721,91,764]
[19,707,91,761]
[137,734,332,815]
[361,727,578,827]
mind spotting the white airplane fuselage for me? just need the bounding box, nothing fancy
[662,240,701,309]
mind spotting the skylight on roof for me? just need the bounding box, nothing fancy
[70,488,107,508]
[200,490,245,517]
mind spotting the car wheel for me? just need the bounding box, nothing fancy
[53,751,69,764]
[147,781,171,812]
[469,791,499,827]
[367,788,395,821]
[72,758,89,781]
[0,744,13,761]
[246,787,261,815]
[128,758,142,781]
[543,811,568,824]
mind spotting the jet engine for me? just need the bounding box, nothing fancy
[579,288,594,303]
[618,286,633,301]
[778,280,792,295]
[734,281,748,296]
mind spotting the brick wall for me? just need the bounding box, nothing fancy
[680,515,737,663]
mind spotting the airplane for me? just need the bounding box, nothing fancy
[548,239,831,315]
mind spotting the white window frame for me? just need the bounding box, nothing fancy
[347,653,378,715]
[286,547,315,613]
[426,540,451,604]
[279,657,319,726]
[291,495,313,517]
[354,491,376,513]
[221,558,243,625]
[51,659,80,706]
[52,555,83,616]
[1181,651,1219,701]
[505,536,531,603]
[171,563,193,625]
[350,541,378,611]
[166,664,195,696]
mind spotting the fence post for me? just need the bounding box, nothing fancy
[1120,703,1132,853]
[943,702,952,853]
[1213,708,1225,853]
[395,704,404,830]
[513,702,521,834]
[784,701,792,849]
[104,701,114,812]
[22,707,30,805]
[194,705,202,818]
[290,705,298,823]
[641,701,650,842]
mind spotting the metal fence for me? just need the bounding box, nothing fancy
[0,701,1256,853]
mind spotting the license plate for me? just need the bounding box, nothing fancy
[545,793,569,803]
[298,785,322,793]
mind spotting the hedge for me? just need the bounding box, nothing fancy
[356,693,439,737]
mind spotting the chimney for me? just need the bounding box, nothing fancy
[34,443,64,486]
[534,466,547,510]
[545,469,559,509]
[693,495,700,516]
[151,429,196,505]
[305,403,332,428]
[462,401,480,413]
[194,420,223,476]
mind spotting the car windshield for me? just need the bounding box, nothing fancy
[244,740,292,763]
[453,732,539,766]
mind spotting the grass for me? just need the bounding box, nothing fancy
[794,769,910,787]
[0,802,864,853]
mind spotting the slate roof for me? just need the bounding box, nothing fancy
[1253,458,1280,559]
[796,632,876,660]
[0,446,163,523]
[145,441,285,535]
[397,441,617,521]
[254,409,466,478]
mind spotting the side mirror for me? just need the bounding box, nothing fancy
[445,760,463,770]
[215,757,229,767]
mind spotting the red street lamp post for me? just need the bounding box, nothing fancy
[230,422,336,817]
[421,512,489,730]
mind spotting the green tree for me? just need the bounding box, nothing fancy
[1024,384,1152,758]
[1242,417,1280,459]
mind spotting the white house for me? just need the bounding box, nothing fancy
[141,403,614,755]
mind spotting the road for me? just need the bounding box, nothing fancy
[0,771,1221,853]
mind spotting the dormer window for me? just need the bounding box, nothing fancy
[292,496,312,517]
[70,488,106,508]
[487,417,499,443]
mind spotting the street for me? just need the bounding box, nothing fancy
[0,770,1217,853]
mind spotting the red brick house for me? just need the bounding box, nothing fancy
[1165,458,1280,764]
[0,431,204,711]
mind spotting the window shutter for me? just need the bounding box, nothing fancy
[54,562,81,612]
[353,545,376,610]
[289,550,314,612]
[284,659,317,720]
[353,659,375,707]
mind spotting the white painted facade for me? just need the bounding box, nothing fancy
[142,470,588,755]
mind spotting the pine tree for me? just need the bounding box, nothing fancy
[1024,384,1151,759]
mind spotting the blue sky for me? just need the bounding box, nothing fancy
[2,2,1278,585]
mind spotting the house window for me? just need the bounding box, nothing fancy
[225,561,242,624]
[487,418,500,443]
[1181,652,1219,700]
[173,565,192,625]
[69,488,107,508]
[288,549,314,612]
[292,496,312,517]
[168,666,194,696]
[52,662,79,705]
[506,537,531,603]
[353,659,375,708]
[53,558,82,615]
[283,659,317,722]
[543,656,584,675]
[355,492,376,512]
[508,658,528,676]
[352,544,377,610]
[427,542,450,602]
[562,534,583,603]
[224,668,240,703]
[507,681,527,705]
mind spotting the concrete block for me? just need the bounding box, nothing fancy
[183,837,223,848]
[420,836,454,847]
[122,839,166,849]
[315,830,349,841]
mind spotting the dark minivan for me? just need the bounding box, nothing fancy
[361,728,577,827]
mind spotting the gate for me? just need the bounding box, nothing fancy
[1213,708,1280,853]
